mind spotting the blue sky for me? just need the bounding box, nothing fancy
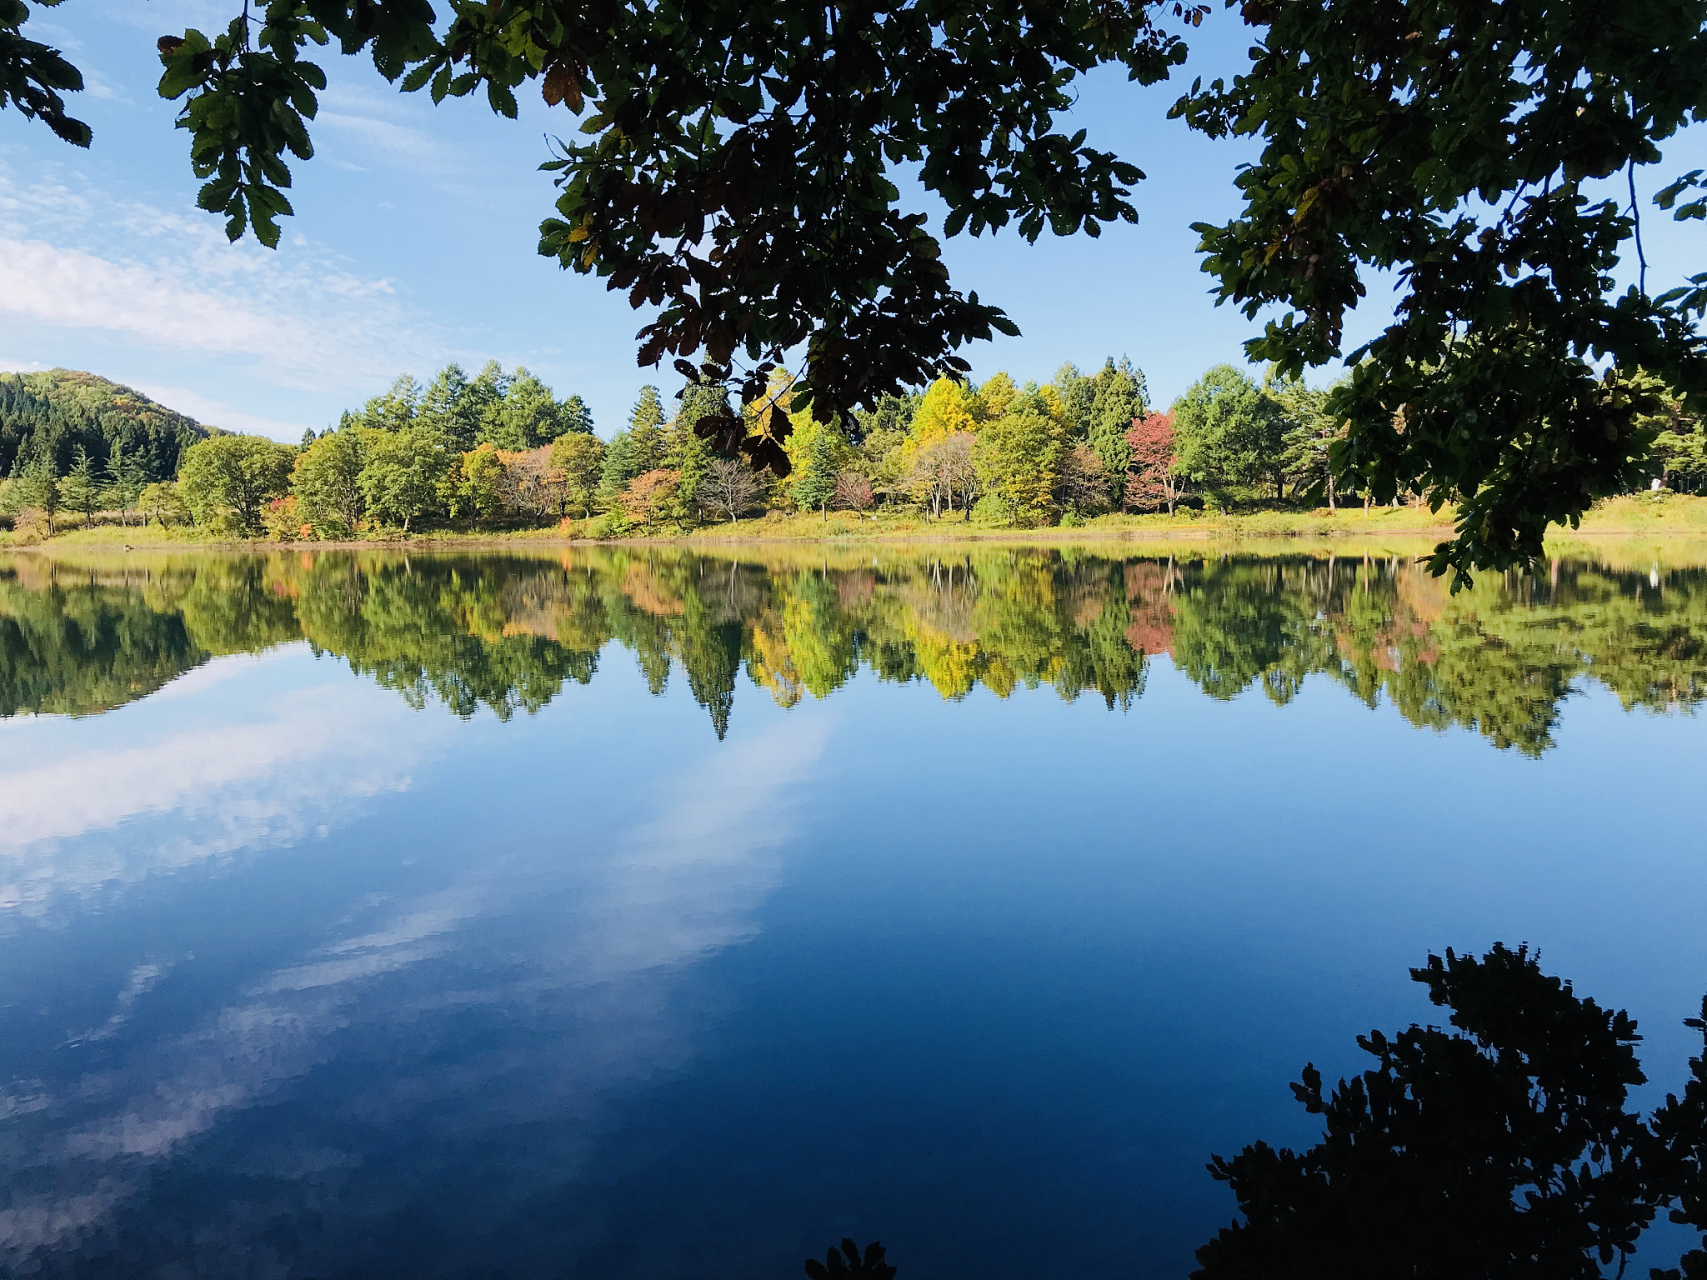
[2,0,1701,441]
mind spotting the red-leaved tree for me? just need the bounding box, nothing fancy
[1124,411,1180,514]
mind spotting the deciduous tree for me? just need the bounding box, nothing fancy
[291,428,366,536]
[1175,0,1707,579]
[1124,410,1180,514]
[1054,443,1110,516]
[832,471,875,517]
[974,396,1065,522]
[177,433,294,533]
[20,0,1707,573]
[549,432,606,518]
[704,456,762,523]
[357,425,449,532]
[620,468,682,531]
[444,442,504,520]
[139,480,188,527]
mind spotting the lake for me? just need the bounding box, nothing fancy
[2,541,1704,1279]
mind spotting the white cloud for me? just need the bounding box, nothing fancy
[128,383,315,440]
[317,112,446,169]
[0,163,445,394]
[0,662,447,918]
[0,714,832,1265]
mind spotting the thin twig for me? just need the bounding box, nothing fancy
[1629,159,1648,295]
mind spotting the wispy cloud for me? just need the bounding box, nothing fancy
[0,160,447,396]
[0,660,446,918]
[0,713,831,1266]
[128,383,320,440]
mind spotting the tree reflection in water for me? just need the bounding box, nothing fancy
[813,948,1707,1279]
[4,548,1707,1274]
[2,545,1701,752]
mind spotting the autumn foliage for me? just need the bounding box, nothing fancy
[620,468,682,529]
[1124,410,1179,513]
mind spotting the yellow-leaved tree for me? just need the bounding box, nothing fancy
[907,377,979,452]
[974,372,1018,423]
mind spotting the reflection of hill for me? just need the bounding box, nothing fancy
[0,568,209,716]
[3,549,1703,753]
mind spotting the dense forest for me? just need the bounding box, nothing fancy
[0,370,207,486]
[6,358,1706,541]
[2,547,1700,754]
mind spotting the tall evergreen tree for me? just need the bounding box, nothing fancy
[1086,357,1147,506]
[627,386,668,473]
[669,383,728,515]
[58,445,100,526]
[355,374,421,432]
[105,443,149,524]
[598,430,640,503]
[559,394,595,435]
[420,363,482,451]
[1052,362,1096,439]
[789,415,841,515]
[486,368,564,450]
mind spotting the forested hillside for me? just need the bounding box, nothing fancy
[0,369,207,483]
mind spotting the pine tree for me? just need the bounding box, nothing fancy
[58,445,101,527]
[669,383,728,517]
[421,363,481,450]
[1086,357,1147,507]
[1052,362,1096,438]
[559,394,594,435]
[628,386,668,472]
[598,430,640,504]
[105,443,149,525]
[789,414,841,516]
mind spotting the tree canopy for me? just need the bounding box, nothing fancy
[0,369,206,482]
[9,0,1707,575]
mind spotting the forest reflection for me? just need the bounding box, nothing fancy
[1,544,1702,753]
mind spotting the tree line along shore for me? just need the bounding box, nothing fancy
[3,361,1706,547]
[3,545,1703,756]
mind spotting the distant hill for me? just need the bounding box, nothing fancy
[0,369,210,482]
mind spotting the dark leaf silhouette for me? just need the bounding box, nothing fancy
[804,1239,895,1280]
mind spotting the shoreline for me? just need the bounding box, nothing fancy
[5,494,1704,555]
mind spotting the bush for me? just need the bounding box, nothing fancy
[971,494,1014,525]
[587,511,631,539]
[261,495,309,540]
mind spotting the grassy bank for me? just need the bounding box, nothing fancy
[6,492,1705,552]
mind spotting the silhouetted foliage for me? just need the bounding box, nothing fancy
[1194,944,1661,1279]
[804,1239,895,1280]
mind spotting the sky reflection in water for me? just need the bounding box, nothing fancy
[0,544,1704,1279]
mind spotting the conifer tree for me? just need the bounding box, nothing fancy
[598,431,640,504]
[1086,357,1147,506]
[627,386,668,473]
[789,414,841,516]
[58,445,100,527]
[559,394,595,436]
[670,383,728,517]
[105,443,149,525]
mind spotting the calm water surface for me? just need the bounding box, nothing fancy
[1,544,1704,1278]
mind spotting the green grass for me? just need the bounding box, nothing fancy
[7,493,1705,551]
